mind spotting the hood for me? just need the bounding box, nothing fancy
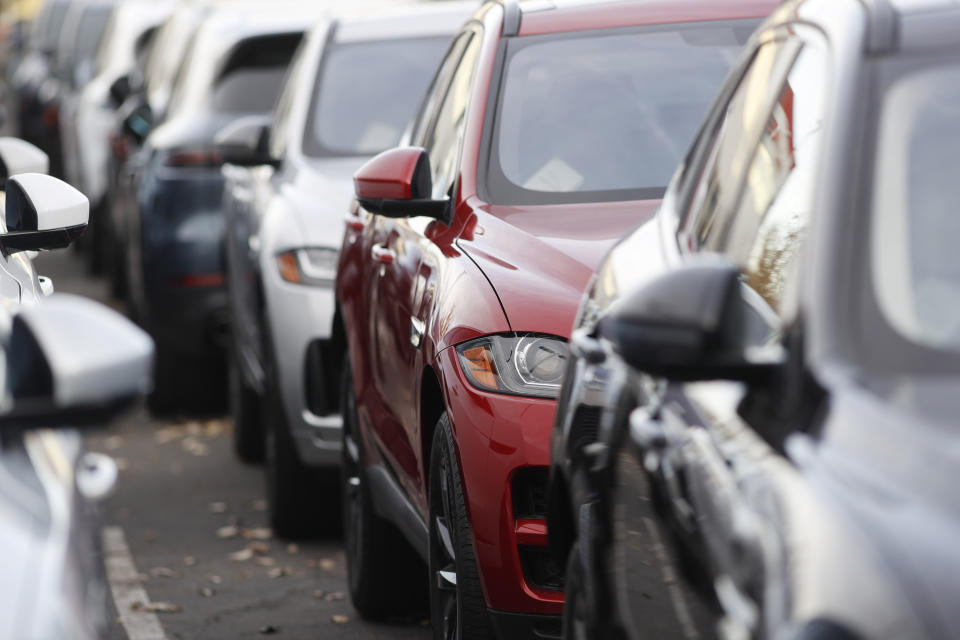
[457,198,658,338]
[283,155,370,248]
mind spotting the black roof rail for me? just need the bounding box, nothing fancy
[498,0,521,36]
[858,0,897,52]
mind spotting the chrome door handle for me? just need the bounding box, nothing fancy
[372,244,395,264]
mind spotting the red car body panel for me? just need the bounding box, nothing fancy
[336,0,780,621]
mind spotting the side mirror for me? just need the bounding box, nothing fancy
[1,173,88,254]
[354,146,448,221]
[598,261,784,384]
[122,102,154,146]
[214,115,277,167]
[1,294,153,429]
[108,74,132,108]
[0,137,49,188]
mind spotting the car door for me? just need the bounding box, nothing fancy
[614,27,830,640]
[364,31,475,495]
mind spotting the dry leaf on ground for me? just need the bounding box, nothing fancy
[183,556,197,567]
[149,567,179,579]
[331,615,349,624]
[243,527,272,540]
[216,526,239,539]
[132,601,181,614]
[208,502,228,514]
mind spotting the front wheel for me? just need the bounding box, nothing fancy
[429,414,494,640]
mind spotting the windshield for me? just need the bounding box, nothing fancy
[484,21,757,205]
[304,36,450,157]
[872,61,960,353]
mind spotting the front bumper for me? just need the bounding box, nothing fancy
[438,347,565,616]
[262,270,341,468]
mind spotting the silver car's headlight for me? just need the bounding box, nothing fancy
[456,334,568,399]
[275,247,338,286]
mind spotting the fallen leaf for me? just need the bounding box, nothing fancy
[229,548,254,562]
[325,592,346,601]
[184,556,197,567]
[247,541,270,555]
[149,567,179,579]
[331,615,349,624]
[104,435,124,450]
[286,544,299,555]
[319,558,336,571]
[267,567,292,579]
[243,527,272,540]
[208,502,228,514]
[209,575,222,585]
[132,601,181,614]
[217,526,239,539]
[198,586,216,598]
[256,557,276,567]
[203,419,225,437]
[184,421,202,436]
[258,626,279,635]
[154,426,185,444]
[182,438,210,456]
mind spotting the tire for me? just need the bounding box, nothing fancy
[562,541,594,640]
[228,343,264,463]
[341,356,427,620]
[262,331,336,539]
[429,414,494,640]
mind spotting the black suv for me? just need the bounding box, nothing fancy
[547,0,960,638]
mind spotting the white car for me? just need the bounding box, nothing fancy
[220,1,475,537]
[0,136,154,639]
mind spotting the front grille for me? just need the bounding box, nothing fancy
[519,546,565,591]
[512,467,548,519]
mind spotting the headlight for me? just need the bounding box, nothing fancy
[456,334,568,399]
[275,247,338,286]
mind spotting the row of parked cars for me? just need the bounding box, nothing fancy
[4,0,959,638]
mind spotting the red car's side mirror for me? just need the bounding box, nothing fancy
[354,147,449,221]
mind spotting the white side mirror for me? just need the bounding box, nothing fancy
[1,294,154,428]
[0,138,49,186]
[1,173,88,254]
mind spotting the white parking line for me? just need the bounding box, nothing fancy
[102,526,170,640]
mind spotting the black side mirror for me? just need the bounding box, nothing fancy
[599,261,784,384]
[108,74,132,108]
[122,102,154,146]
[213,115,278,167]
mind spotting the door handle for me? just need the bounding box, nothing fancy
[371,244,395,264]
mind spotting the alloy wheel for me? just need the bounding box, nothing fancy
[432,450,460,640]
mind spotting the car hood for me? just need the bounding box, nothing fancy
[283,155,370,248]
[456,197,659,338]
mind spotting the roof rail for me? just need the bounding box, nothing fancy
[858,0,897,53]
[498,0,521,36]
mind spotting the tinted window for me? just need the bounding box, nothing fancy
[304,36,451,157]
[422,31,481,199]
[212,33,303,114]
[484,21,755,205]
[873,61,960,352]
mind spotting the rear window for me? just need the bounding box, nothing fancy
[303,36,450,157]
[483,21,757,205]
[212,32,303,114]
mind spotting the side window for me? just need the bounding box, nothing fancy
[420,29,482,200]
[410,33,470,146]
[682,39,798,251]
[269,39,310,160]
[732,36,828,318]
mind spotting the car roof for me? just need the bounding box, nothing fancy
[513,0,780,37]
[332,1,477,43]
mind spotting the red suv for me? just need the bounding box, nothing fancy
[334,1,773,637]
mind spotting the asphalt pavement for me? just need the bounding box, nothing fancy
[34,248,432,640]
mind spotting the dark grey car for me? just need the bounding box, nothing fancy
[547,0,960,638]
